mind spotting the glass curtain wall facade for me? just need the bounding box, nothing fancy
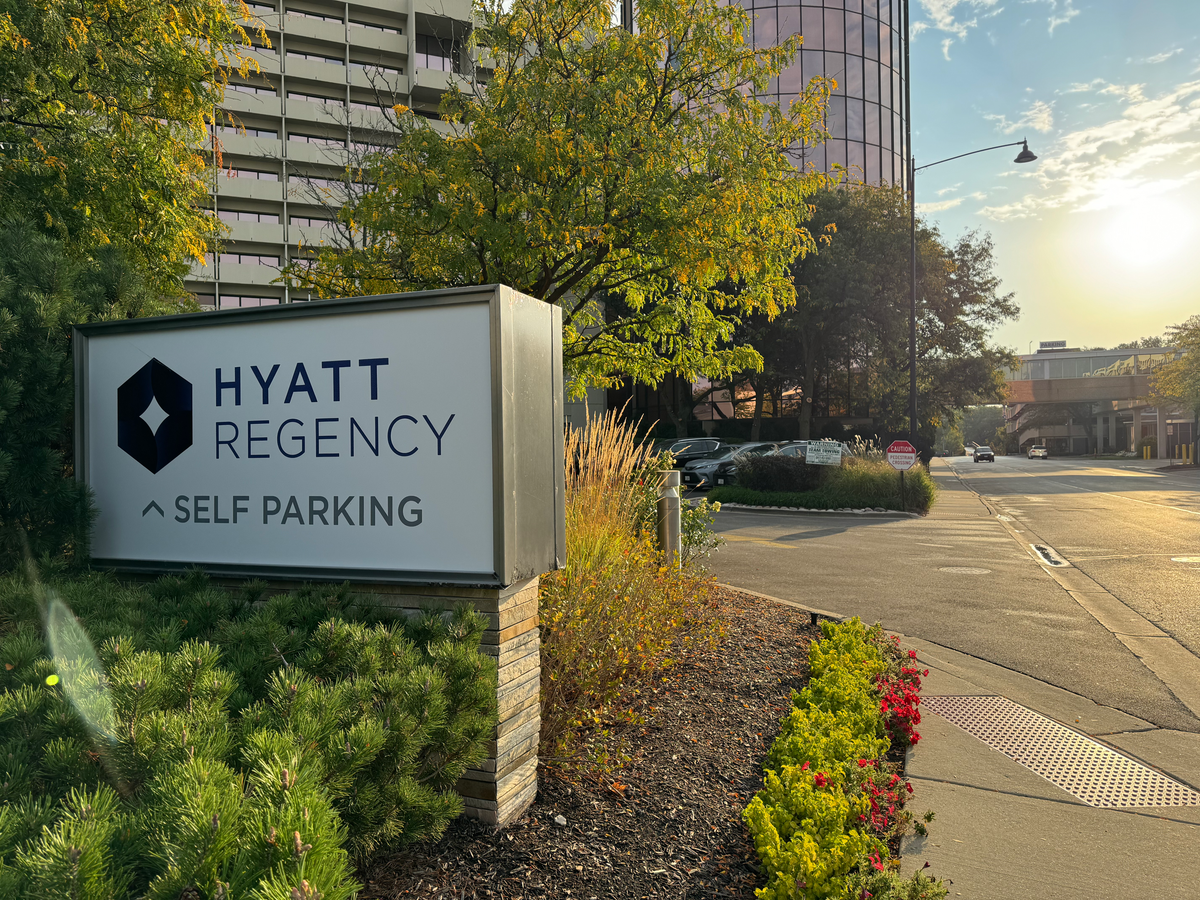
[738,0,909,186]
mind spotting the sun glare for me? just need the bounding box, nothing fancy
[1100,195,1196,267]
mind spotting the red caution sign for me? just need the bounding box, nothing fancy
[886,440,918,471]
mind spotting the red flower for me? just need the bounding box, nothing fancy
[906,783,914,794]
[814,772,828,788]
[908,649,918,659]
[801,761,810,771]
[868,852,885,871]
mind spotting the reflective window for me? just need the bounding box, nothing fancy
[739,0,907,186]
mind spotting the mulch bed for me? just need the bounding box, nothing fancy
[358,587,822,899]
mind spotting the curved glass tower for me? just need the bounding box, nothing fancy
[740,0,909,186]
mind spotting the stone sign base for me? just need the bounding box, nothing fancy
[365,577,541,827]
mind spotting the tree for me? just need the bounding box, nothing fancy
[729,184,1018,441]
[1150,315,1200,451]
[0,220,191,569]
[0,0,258,289]
[286,0,831,391]
[958,405,1004,446]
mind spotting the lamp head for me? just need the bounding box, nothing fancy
[1014,140,1038,164]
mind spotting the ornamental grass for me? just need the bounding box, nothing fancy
[538,411,718,765]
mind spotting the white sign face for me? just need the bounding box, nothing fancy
[82,303,494,576]
[805,441,843,467]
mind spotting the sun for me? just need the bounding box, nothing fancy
[1101,194,1196,267]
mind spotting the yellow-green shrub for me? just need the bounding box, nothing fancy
[745,619,891,900]
[744,763,882,900]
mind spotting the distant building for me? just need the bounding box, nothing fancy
[186,0,476,310]
[1004,347,1193,457]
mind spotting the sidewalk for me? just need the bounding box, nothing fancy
[898,462,1200,898]
[898,637,1200,899]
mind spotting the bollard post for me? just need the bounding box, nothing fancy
[657,470,682,567]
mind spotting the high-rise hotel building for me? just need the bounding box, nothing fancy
[192,1,910,310]
[187,0,476,310]
[737,0,910,187]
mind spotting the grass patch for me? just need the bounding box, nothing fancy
[711,460,936,513]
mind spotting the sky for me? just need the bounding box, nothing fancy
[908,0,1200,353]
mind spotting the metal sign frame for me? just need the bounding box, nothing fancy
[74,285,566,587]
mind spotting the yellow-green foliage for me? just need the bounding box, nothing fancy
[745,618,891,900]
[744,765,881,900]
[766,704,887,783]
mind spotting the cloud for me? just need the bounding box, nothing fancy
[916,0,1078,58]
[936,183,964,197]
[913,0,1003,58]
[1142,48,1183,65]
[1021,0,1080,35]
[977,80,1200,221]
[985,99,1055,134]
[918,198,966,212]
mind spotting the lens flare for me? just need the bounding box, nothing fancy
[45,593,116,743]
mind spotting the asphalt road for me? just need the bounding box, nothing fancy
[705,455,1200,732]
[946,453,1200,652]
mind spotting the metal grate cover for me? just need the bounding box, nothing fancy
[923,695,1200,809]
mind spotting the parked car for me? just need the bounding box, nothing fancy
[1028,445,1049,459]
[681,442,778,489]
[972,446,995,463]
[660,438,724,467]
[771,441,808,458]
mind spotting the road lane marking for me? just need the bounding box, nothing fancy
[1039,479,1200,518]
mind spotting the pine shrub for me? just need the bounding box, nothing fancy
[0,569,497,899]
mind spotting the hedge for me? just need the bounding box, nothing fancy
[743,619,947,900]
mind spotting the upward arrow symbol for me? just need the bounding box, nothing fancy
[142,501,165,518]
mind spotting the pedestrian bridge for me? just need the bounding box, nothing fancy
[1004,348,1194,457]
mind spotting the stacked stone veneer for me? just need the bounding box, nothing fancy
[364,577,541,826]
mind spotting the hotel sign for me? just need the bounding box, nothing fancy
[75,286,565,586]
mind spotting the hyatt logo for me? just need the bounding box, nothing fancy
[117,359,193,473]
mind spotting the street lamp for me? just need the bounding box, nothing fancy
[906,139,1038,442]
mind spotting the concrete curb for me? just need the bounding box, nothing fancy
[716,502,920,518]
[717,583,848,624]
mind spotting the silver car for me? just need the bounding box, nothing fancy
[681,442,779,489]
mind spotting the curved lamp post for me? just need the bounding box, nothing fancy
[907,139,1038,441]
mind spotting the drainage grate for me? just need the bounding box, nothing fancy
[1032,544,1069,567]
[923,695,1200,809]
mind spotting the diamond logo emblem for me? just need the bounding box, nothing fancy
[140,395,171,434]
[117,359,193,473]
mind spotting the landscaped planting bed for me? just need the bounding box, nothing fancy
[358,587,815,898]
[356,590,946,900]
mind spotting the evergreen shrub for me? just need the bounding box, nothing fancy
[0,569,497,899]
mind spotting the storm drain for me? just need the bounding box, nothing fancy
[1031,544,1070,567]
[923,695,1200,809]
